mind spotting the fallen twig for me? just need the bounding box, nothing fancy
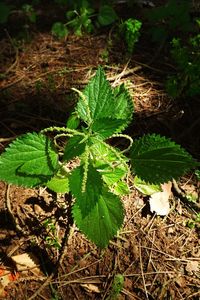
[172,179,200,214]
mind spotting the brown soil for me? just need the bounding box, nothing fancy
[0,4,200,300]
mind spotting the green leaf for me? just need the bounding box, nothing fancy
[66,113,80,129]
[89,138,128,186]
[195,170,200,180]
[112,181,130,196]
[73,186,124,248]
[98,5,118,26]
[108,274,124,299]
[69,164,103,217]
[76,67,133,137]
[0,133,58,187]
[91,118,125,138]
[91,85,133,138]
[22,4,37,23]
[102,167,127,187]
[112,83,134,132]
[63,135,86,161]
[77,66,114,123]
[130,134,198,184]
[120,18,142,53]
[46,171,69,193]
[134,176,161,195]
[51,22,68,38]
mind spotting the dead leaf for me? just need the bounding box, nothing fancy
[0,267,19,298]
[175,275,186,288]
[185,261,199,274]
[33,204,46,215]
[167,227,174,234]
[11,253,41,275]
[149,182,172,216]
[134,197,144,209]
[80,283,101,293]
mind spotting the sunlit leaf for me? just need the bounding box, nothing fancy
[76,67,133,137]
[46,174,69,193]
[89,138,128,186]
[73,186,124,248]
[112,181,130,196]
[134,176,161,195]
[0,133,58,187]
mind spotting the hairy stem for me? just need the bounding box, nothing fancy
[109,134,133,153]
[41,126,85,136]
[81,145,90,193]
[53,133,73,151]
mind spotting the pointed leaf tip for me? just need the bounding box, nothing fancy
[76,67,134,137]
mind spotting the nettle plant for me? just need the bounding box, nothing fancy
[119,18,142,55]
[0,67,198,248]
[51,1,118,38]
[166,32,200,98]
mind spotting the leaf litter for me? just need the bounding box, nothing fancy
[149,182,172,216]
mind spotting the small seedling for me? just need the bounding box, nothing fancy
[106,274,124,300]
[166,32,200,98]
[22,4,37,23]
[119,18,142,54]
[51,22,69,39]
[51,1,118,38]
[187,214,200,229]
[0,67,198,248]
[43,219,62,250]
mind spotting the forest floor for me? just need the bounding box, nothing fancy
[0,2,200,299]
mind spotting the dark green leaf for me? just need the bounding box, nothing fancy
[130,134,198,184]
[91,118,125,138]
[51,22,68,38]
[98,5,118,26]
[112,83,134,132]
[63,135,86,161]
[77,66,114,123]
[91,85,134,138]
[69,164,103,217]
